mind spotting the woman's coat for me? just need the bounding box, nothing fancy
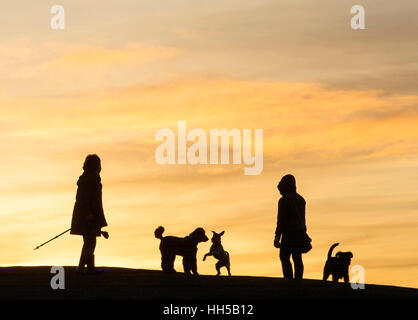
[70,171,107,236]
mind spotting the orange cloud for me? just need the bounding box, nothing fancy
[1,78,418,287]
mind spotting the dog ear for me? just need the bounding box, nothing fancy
[220,231,225,236]
[211,231,216,234]
[194,228,203,235]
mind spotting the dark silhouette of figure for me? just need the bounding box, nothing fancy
[203,231,231,276]
[323,243,353,283]
[274,174,307,279]
[154,226,208,275]
[71,154,108,275]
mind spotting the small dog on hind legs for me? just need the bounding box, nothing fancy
[323,242,353,283]
[203,231,231,276]
[154,226,208,275]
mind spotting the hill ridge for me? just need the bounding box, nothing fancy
[1,266,417,300]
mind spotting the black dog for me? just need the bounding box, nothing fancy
[323,243,353,283]
[154,226,208,275]
[203,231,231,276]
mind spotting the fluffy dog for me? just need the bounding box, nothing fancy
[203,231,231,276]
[323,242,353,283]
[154,226,208,275]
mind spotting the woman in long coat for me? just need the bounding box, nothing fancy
[274,174,307,279]
[71,154,108,274]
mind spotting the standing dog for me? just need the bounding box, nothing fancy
[203,231,231,276]
[154,226,208,275]
[323,242,353,283]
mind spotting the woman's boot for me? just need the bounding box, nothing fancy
[86,254,103,275]
[76,253,86,274]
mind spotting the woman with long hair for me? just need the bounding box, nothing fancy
[71,154,108,274]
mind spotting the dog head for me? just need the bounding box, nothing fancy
[189,227,209,244]
[336,251,353,266]
[211,231,225,244]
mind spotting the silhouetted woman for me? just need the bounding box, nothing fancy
[274,174,307,279]
[71,154,108,274]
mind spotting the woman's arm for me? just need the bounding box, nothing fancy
[274,199,285,246]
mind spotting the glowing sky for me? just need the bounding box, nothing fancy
[0,1,417,288]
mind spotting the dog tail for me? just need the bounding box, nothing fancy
[154,226,165,239]
[327,243,339,259]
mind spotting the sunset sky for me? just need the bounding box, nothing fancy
[0,1,417,288]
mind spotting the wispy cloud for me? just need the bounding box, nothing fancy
[50,43,177,67]
[0,40,179,97]
[1,0,418,288]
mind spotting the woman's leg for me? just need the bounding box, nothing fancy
[292,251,304,279]
[82,235,96,256]
[279,247,293,279]
[78,235,95,272]
[82,235,98,273]
[77,247,86,272]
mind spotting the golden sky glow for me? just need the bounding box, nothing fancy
[0,1,417,288]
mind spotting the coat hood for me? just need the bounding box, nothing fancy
[278,174,296,195]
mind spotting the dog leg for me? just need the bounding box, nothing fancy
[343,273,349,283]
[182,257,191,275]
[190,255,198,275]
[323,269,330,281]
[203,252,212,261]
[215,261,222,276]
[225,253,231,276]
[162,253,176,273]
[183,256,198,275]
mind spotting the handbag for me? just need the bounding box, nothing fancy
[301,233,312,254]
[289,196,312,254]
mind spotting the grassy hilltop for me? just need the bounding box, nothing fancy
[0,266,417,300]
